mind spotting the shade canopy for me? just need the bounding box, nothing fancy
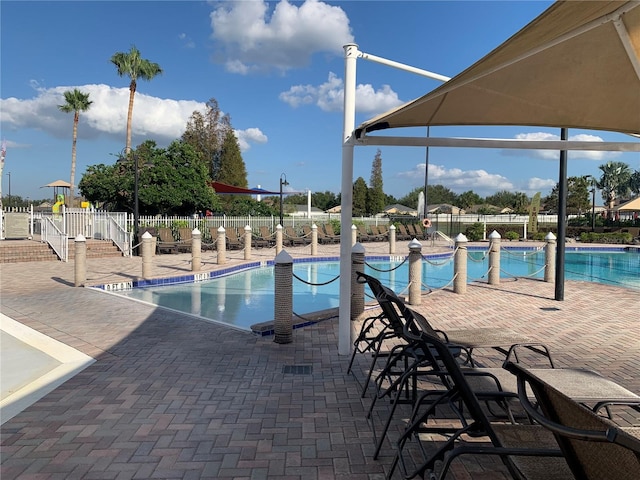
[41,180,71,188]
[210,181,280,195]
[356,1,640,137]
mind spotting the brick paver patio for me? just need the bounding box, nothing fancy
[1,241,638,479]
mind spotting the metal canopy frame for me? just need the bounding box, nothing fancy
[337,32,640,354]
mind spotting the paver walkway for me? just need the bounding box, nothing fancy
[1,241,638,479]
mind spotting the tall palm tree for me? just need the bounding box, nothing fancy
[598,161,632,218]
[58,89,92,204]
[110,46,163,152]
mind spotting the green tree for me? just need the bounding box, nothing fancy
[216,129,248,187]
[182,98,230,180]
[58,89,92,203]
[456,190,482,210]
[630,170,640,195]
[78,164,120,209]
[543,177,591,214]
[485,190,516,208]
[110,45,163,152]
[79,141,218,215]
[353,177,368,216]
[367,149,385,215]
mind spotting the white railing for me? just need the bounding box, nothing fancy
[42,216,68,262]
[107,215,131,256]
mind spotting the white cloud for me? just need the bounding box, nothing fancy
[527,177,556,193]
[0,84,267,151]
[235,127,268,151]
[503,132,621,161]
[210,0,354,73]
[279,72,403,114]
[396,163,515,196]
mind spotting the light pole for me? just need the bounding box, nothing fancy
[133,151,140,254]
[119,149,140,255]
[279,173,289,227]
[585,175,596,232]
[6,172,10,207]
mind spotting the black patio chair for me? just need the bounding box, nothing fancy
[504,362,640,480]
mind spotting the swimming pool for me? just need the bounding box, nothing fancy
[108,248,639,332]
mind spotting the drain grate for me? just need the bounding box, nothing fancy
[282,365,313,375]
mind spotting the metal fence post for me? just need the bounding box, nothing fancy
[454,233,468,294]
[74,234,86,287]
[545,232,556,283]
[408,238,422,305]
[274,250,293,344]
[488,230,501,285]
[351,242,365,320]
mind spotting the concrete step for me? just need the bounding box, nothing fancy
[0,239,125,263]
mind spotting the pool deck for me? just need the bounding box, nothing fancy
[1,240,639,479]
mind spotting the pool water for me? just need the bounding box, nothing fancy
[114,250,639,330]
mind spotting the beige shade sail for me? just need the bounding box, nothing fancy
[41,180,72,188]
[356,1,640,138]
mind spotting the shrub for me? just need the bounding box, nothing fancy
[579,232,632,244]
[464,222,484,242]
[504,231,520,241]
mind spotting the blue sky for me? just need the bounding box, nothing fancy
[2,0,639,204]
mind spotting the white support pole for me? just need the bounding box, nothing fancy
[338,43,358,356]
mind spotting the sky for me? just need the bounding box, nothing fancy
[1,0,639,204]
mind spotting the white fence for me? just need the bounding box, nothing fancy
[1,206,567,247]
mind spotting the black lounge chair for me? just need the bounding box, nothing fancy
[177,227,193,253]
[356,224,374,242]
[257,226,276,247]
[157,227,179,254]
[505,362,640,480]
[224,227,244,250]
[395,224,412,241]
[284,226,308,246]
[321,223,341,242]
[389,313,572,480]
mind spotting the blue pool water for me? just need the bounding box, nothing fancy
[112,249,639,331]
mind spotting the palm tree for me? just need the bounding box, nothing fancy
[597,161,632,218]
[58,89,92,204]
[110,46,163,152]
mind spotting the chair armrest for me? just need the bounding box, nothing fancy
[503,343,555,368]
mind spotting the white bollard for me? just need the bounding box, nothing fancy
[408,238,422,305]
[74,234,86,287]
[141,231,153,279]
[488,230,501,285]
[454,233,468,294]
[545,232,556,283]
[311,224,318,256]
[276,224,283,255]
[351,224,357,246]
[217,226,226,265]
[274,250,293,344]
[389,224,396,254]
[244,225,252,260]
[351,243,365,320]
[191,228,201,272]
